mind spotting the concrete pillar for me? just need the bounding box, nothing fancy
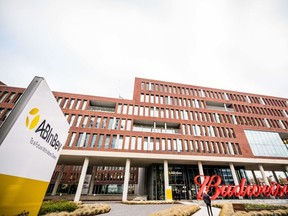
[51,164,64,195]
[122,159,131,201]
[164,160,169,200]
[259,164,270,186]
[198,161,204,183]
[74,157,89,202]
[135,167,145,196]
[88,166,96,195]
[229,163,242,199]
[229,163,239,185]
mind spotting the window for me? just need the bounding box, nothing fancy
[128,105,133,115]
[120,119,126,130]
[90,134,97,147]
[111,135,117,148]
[104,135,110,148]
[6,93,16,103]
[97,134,104,148]
[88,116,95,128]
[76,133,84,147]
[83,133,90,147]
[82,116,88,127]
[134,106,138,115]
[76,115,82,127]
[102,117,107,128]
[137,137,142,150]
[68,133,76,147]
[245,130,288,157]
[75,99,81,109]
[117,104,122,114]
[69,99,75,109]
[124,136,130,150]
[69,115,75,126]
[114,118,120,130]
[81,100,87,110]
[108,118,114,129]
[63,98,69,108]
[117,136,123,149]
[95,117,101,128]
[144,137,148,150]
[0,92,8,103]
[131,137,136,150]
[57,97,62,105]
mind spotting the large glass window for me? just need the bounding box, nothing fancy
[244,130,288,157]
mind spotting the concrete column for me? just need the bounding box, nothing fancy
[135,168,145,196]
[122,159,131,201]
[88,166,96,195]
[74,157,89,202]
[51,164,64,195]
[229,163,239,185]
[164,160,169,200]
[198,161,204,183]
[229,163,242,199]
[259,165,270,186]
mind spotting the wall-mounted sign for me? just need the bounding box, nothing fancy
[194,175,288,200]
[0,77,69,215]
[169,171,182,175]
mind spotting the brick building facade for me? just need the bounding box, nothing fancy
[0,77,287,201]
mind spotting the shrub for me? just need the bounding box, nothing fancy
[149,205,200,216]
[71,204,111,216]
[122,200,175,205]
[219,203,234,216]
[233,211,249,216]
[39,200,78,215]
[40,202,110,216]
[212,203,224,209]
[244,203,288,211]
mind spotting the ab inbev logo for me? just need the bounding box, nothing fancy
[26,108,40,130]
[26,108,63,153]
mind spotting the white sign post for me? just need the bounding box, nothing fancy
[0,77,69,215]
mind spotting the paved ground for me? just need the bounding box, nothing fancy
[86,201,221,216]
[180,201,221,216]
[85,199,287,216]
[99,202,179,216]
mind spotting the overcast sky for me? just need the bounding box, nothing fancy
[0,0,287,100]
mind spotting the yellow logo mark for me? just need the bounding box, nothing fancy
[26,108,40,130]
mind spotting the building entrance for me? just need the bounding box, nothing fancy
[149,164,247,200]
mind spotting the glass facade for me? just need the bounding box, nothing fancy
[149,164,247,200]
[244,130,288,157]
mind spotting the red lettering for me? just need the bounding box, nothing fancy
[194,175,287,200]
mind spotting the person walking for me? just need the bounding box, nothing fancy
[203,191,213,216]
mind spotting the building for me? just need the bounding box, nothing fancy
[0,77,287,201]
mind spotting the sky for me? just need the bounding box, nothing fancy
[0,0,288,100]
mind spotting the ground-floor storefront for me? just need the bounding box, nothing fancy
[46,150,288,201]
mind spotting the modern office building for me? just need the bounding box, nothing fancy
[0,77,287,201]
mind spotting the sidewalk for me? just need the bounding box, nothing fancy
[193,206,221,216]
[179,201,221,216]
